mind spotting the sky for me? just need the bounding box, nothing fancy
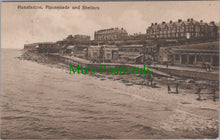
[1,1,220,48]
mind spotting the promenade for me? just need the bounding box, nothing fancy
[151,64,219,74]
[60,55,219,81]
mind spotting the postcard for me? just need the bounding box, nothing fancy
[1,1,219,139]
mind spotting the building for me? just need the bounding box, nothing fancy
[142,43,158,62]
[127,33,148,40]
[37,42,58,53]
[158,41,219,67]
[66,45,75,54]
[24,43,40,50]
[215,22,220,39]
[118,45,144,64]
[94,28,128,43]
[65,34,90,45]
[88,45,102,62]
[102,45,119,63]
[56,40,67,46]
[146,18,219,41]
[74,45,89,58]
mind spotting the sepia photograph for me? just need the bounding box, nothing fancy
[1,1,220,139]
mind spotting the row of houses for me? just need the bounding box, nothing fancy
[24,18,219,50]
[93,19,219,43]
[93,19,219,44]
[146,18,219,40]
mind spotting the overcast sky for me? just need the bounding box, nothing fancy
[2,1,220,48]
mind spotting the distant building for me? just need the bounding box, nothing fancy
[37,42,58,53]
[146,19,219,40]
[127,33,147,40]
[65,34,90,45]
[94,28,128,42]
[215,22,220,39]
[56,40,67,46]
[24,43,40,50]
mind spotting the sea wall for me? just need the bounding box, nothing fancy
[153,67,219,81]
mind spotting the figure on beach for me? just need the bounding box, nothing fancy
[176,83,179,94]
[213,88,216,102]
[167,84,171,94]
[150,76,154,87]
[196,86,202,100]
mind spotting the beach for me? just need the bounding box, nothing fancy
[1,49,219,139]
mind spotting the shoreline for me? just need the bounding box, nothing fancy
[18,50,219,94]
[13,49,219,138]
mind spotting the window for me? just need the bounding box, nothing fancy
[106,53,111,59]
[176,33,178,37]
[93,52,98,57]
[175,55,180,61]
[197,55,203,62]
[204,56,210,62]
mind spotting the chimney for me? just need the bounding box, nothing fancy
[170,20,173,24]
[178,19,182,23]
